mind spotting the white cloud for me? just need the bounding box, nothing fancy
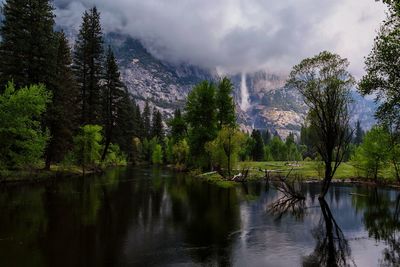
[53,0,387,77]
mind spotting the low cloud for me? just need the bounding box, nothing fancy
[51,0,386,76]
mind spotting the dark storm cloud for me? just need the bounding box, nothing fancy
[51,0,385,75]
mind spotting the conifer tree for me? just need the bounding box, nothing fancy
[353,120,365,145]
[0,0,56,89]
[142,101,152,139]
[73,7,104,125]
[151,108,164,140]
[251,129,265,161]
[100,47,125,161]
[44,31,80,168]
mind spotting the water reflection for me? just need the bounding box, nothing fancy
[303,199,355,267]
[353,187,400,266]
[1,168,400,266]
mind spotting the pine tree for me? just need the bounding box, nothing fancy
[142,101,151,139]
[151,108,164,140]
[100,47,125,161]
[353,120,365,145]
[216,77,236,128]
[0,0,56,89]
[251,130,265,161]
[44,31,80,169]
[73,6,104,125]
[262,130,272,145]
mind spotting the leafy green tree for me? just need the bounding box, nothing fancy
[0,0,56,89]
[270,136,286,161]
[185,81,217,169]
[206,126,245,178]
[151,108,164,140]
[239,134,255,161]
[359,0,400,129]
[103,143,127,166]
[352,126,391,181]
[73,7,104,125]
[287,51,355,198]
[100,47,125,161]
[0,83,51,169]
[172,139,190,169]
[44,31,79,169]
[264,145,274,161]
[168,109,187,142]
[251,130,265,161]
[216,77,236,128]
[300,124,317,159]
[152,144,163,165]
[73,124,103,173]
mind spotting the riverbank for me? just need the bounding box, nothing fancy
[198,161,400,189]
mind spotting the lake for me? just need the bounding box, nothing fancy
[0,167,399,267]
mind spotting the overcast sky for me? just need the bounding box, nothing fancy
[52,0,386,77]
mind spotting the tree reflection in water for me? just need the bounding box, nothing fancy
[303,199,355,267]
[357,188,400,266]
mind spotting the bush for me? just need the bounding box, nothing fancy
[104,143,127,166]
[73,125,103,170]
[152,144,163,165]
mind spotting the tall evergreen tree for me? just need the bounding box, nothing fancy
[44,31,80,169]
[262,130,272,145]
[73,6,104,125]
[0,0,56,89]
[142,101,151,139]
[353,120,365,145]
[251,129,265,161]
[216,77,236,128]
[151,108,164,140]
[100,47,125,161]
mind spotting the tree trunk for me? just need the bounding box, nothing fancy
[320,161,332,199]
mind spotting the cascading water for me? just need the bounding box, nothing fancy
[240,72,250,111]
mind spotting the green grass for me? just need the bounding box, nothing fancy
[236,161,397,181]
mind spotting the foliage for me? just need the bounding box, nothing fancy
[44,31,79,168]
[152,144,163,165]
[151,108,164,140]
[216,77,236,128]
[269,136,286,161]
[251,130,265,161]
[206,126,245,177]
[73,125,103,170]
[0,0,56,89]
[103,143,127,166]
[73,7,104,125]
[359,0,400,130]
[168,109,187,142]
[0,83,51,169]
[351,126,391,180]
[172,139,190,168]
[185,81,217,169]
[287,51,355,197]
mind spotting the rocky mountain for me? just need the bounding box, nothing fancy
[106,32,376,138]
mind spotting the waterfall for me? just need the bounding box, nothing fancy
[240,72,250,111]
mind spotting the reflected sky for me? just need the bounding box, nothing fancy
[0,167,398,266]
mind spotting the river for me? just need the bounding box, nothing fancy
[0,167,399,266]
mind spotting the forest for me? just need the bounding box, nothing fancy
[0,0,400,200]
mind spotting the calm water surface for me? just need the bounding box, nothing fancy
[0,167,399,266]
